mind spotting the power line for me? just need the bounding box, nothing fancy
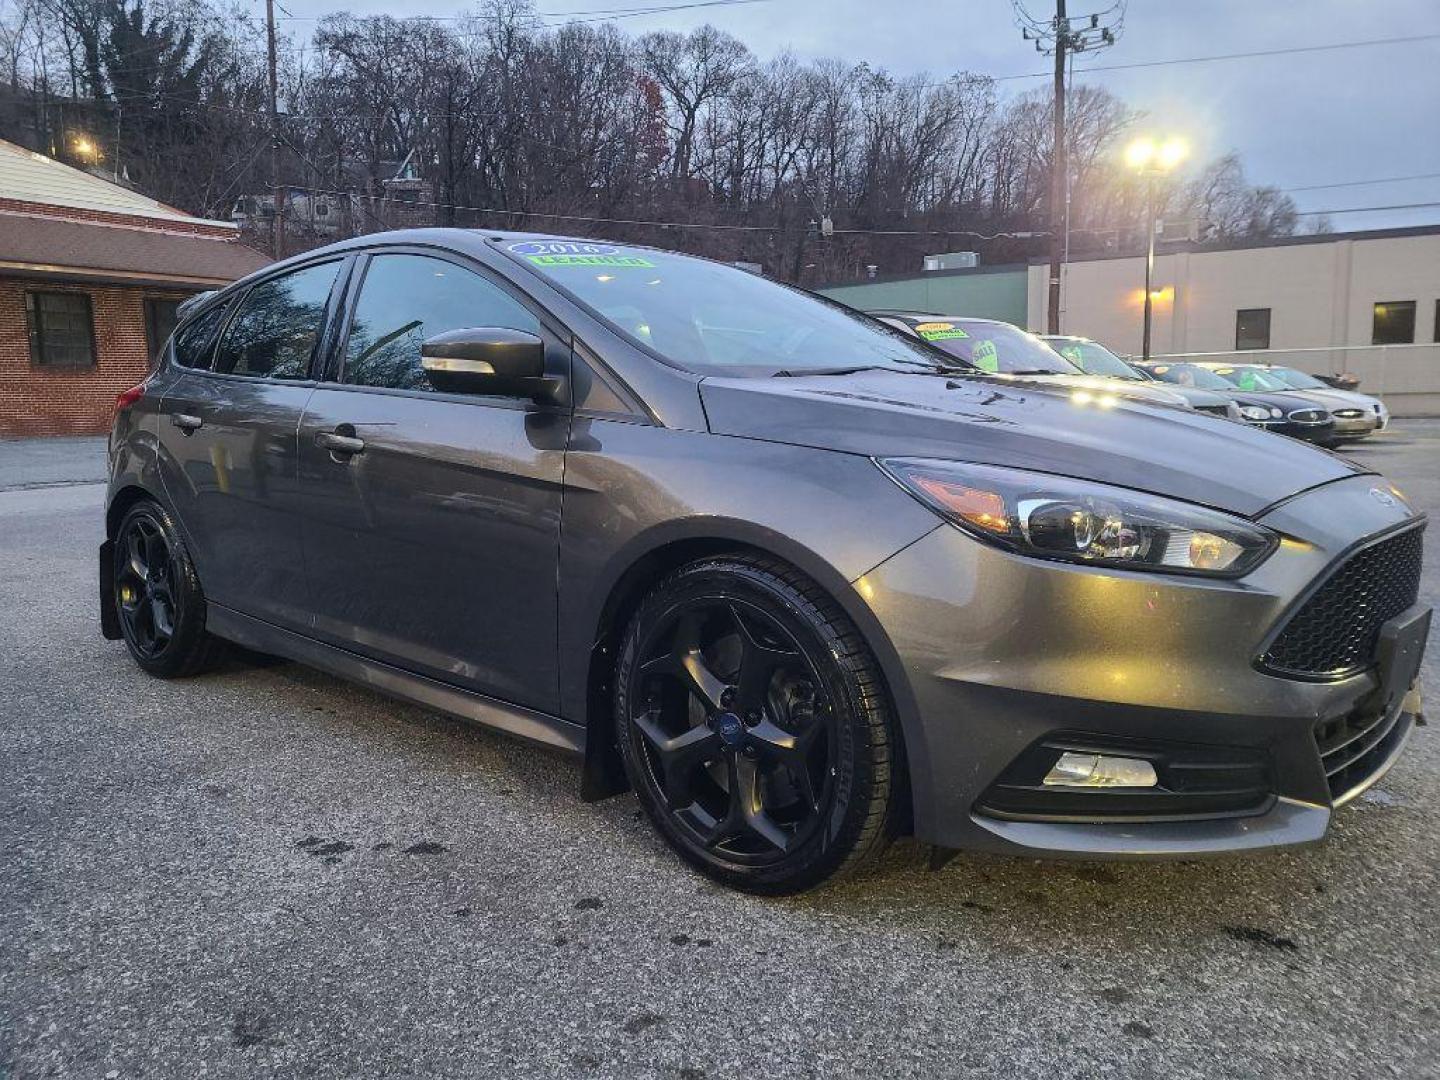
[276,181,1054,237]
[1283,172,1440,193]
[993,31,1440,82]
[1293,201,1440,216]
[263,181,1440,237]
[276,0,775,24]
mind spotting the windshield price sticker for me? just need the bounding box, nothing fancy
[508,240,655,268]
[972,340,999,371]
[914,321,969,341]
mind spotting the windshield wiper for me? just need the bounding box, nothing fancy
[774,365,884,377]
[773,363,952,378]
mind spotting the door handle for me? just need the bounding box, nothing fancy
[315,431,366,456]
[171,413,203,432]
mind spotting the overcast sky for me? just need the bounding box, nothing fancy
[275,0,1440,230]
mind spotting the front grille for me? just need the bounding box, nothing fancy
[1263,526,1423,677]
[1314,706,1410,802]
[1333,408,1365,419]
[1287,408,1328,423]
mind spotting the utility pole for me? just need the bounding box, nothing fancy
[265,0,283,260]
[1013,1,1123,333]
[1047,0,1066,335]
[1142,173,1156,361]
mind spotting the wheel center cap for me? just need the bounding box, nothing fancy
[714,711,745,747]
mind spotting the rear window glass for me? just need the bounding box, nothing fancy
[915,321,1078,375]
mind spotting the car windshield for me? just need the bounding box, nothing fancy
[501,239,950,375]
[1046,338,1139,379]
[909,320,1080,374]
[1207,365,1290,392]
[1264,366,1330,390]
[1144,363,1239,391]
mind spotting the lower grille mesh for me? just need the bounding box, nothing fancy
[1314,707,1408,802]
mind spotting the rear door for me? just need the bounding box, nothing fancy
[295,248,570,713]
[157,258,349,630]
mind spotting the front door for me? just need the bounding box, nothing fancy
[295,250,569,714]
[157,259,346,630]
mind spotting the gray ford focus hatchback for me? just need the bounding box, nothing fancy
[102,230,1430,893]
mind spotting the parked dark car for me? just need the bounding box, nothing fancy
[1197,362,1384,440]
[1136,361,1340,446]
[1040,335,1241,420]
[102,230,1430,893]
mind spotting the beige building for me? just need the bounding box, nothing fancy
[1026,225,1440,416]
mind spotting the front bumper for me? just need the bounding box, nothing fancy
[856,473,1428,856]
[1249,417,1337,443]
[1330,413,1380,438]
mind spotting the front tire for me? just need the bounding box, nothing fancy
[614,555,900,894]
[113,500,226,677]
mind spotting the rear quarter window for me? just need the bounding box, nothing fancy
[171,301,232,371]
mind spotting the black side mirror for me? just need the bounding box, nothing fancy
[420,327,560,401]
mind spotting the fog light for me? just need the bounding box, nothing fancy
[1042,752,1158,788]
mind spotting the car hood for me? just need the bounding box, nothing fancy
[1277,387,1380,411]
[1004,372,1190,407]
[1226,390,1332,414]
[700,370,1367,518]
[1145,383,1234,409]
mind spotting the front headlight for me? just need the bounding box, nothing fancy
[1238,404,1273,422]
[877,458,1277,577]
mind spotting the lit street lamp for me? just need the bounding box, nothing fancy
[1125,136,1188,361]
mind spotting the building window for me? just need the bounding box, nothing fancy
[144,298,182,366]
[26,291,96,368]
[1372,301,1415,345]
[1235,308,1271,350]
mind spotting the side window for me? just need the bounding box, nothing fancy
[171,301,231,371]
[342,254,541,391]
[215,261,341,379]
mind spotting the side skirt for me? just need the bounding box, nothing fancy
[205,604,586,756]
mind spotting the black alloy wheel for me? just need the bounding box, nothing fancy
[114,501,226,677]
[117,512,179,659]
[616,555,899,893]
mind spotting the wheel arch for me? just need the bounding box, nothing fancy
[577,522,920,837]
[106,482,165,539]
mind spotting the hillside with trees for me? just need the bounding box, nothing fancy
[0,0,1307,280]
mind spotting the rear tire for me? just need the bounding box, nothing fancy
[113,500,227,677]
[615,554,900,894]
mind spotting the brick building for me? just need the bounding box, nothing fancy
[0,139,269,436]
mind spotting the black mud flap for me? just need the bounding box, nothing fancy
[99,539,121,640]
[580,731,629,802]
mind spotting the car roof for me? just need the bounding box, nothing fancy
[867,310,1011,326]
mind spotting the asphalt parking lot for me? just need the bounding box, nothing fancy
[2,424,1438,1080]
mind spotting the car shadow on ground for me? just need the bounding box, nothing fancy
[211,648,1419,963]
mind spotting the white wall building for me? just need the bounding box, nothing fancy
[1026,225,1440,416]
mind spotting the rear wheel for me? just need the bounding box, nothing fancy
[615,555,899,894]
[114,500,226,677]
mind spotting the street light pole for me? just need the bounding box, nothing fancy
[1142,173,1156,362]
[1125,135,1188,363]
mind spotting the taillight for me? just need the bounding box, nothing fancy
[115,385,145,411]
